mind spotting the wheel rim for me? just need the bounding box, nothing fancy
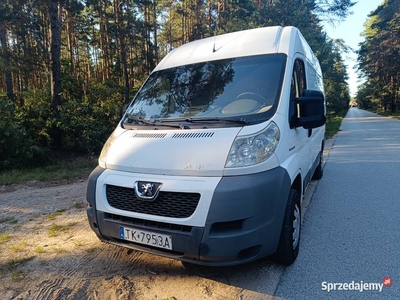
[292,203,300,249]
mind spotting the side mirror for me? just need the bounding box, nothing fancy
[294,90,326,129]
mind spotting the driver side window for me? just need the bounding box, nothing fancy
[291,60,306,100]
[289,59,306,127]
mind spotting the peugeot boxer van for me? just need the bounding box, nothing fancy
[86,26,326,266]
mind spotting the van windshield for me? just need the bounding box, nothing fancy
[124,54,286,126]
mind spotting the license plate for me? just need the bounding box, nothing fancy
[119,226,172,250]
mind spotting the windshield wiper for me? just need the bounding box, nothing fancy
[159,117,248,125]
[123,114,186,129]
[125,114,156,126]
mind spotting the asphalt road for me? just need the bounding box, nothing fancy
[275,108,400,300]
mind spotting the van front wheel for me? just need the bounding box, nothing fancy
[273,189,301,265]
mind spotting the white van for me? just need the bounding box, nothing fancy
[86,26,326,266]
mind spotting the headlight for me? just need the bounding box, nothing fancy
[225,122,280,168]
[99,134,116,168]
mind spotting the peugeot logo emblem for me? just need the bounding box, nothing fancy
[134,181,163,201]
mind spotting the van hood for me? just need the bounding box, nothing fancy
[100,127,242,176]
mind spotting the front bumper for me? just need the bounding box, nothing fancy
[86,166,291,266]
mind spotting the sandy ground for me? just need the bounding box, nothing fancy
[0,180,282,300]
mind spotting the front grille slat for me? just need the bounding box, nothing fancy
[105,213,192,233]
[106,185,200,218]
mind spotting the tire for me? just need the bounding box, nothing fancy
[312,152,323,180]
[273,189,301,265]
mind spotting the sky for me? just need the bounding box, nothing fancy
[323,0,384,97]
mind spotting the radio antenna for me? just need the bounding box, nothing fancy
[212,20,217,53]
[213,37,216,53]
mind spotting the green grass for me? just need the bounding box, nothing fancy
[10,241,29,253]
[0,217,17,224]
[7,257,34,269]
[325,110,347,139]
[325,114,344,139]
[46,209,67,220]
[11,270,25,281]
[0,233,11,244]
[0,154,97,186]
[85,247,97,253]
[47,222,77,237]
[73,202,86,209]
[34,246,45,253]
[73,240,84,247]
[0,256,33,277]
[365,108,400,120]
[375,111,400,120]
[47,224,69,237]
[55,247,67,253]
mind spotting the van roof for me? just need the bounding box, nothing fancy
[154,26,319,72]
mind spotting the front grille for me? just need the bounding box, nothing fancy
[105,213,192,233]
[106,185,201,218]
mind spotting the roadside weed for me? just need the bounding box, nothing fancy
[7,257,34,269]
[11,270,25,281]
[0,233,11,244]
[55,247,67,253]
[85,247,97,253]
[47,224,69,237]
[73,202,85,209]
[0,217,17,224]
[73,240,83,247]
[46,209,67,220]
[10,240,29,252]
[34,246,45,253]
[47,222,77,237]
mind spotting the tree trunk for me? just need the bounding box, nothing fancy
[115,0,130,104]
[50,0,63,148]
[144,4,151,72]
[99,1,109,81]
[65,9,75,76]
[152,0,158,64]
[0,26,15,103]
